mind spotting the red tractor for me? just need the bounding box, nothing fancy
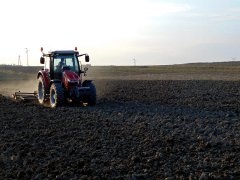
[37,47,96,108]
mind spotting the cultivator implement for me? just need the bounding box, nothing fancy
[12,91,38,101]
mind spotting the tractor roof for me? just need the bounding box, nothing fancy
[52,50,76,54]
[43,50,78,57]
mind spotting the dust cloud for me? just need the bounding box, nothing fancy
[0,78,37,97]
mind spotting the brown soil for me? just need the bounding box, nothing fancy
[0,80,240,179]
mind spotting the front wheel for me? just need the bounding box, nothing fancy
[83,81,96,106]
[50,83,64,108]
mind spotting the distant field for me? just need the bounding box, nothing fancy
[1,61,240,81]
[0,65,40,80]
[87,63,240,80]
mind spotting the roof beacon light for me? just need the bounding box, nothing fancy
[75,47,78,51]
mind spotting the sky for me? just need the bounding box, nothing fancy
[0,0,240,66]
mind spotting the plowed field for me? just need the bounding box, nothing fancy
[1,79,240,179]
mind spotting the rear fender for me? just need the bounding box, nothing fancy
[37,70,44,80]
[37,70,51,92]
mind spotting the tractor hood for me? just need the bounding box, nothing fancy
[63,70,80,83]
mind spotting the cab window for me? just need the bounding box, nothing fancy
[53,55,80,74]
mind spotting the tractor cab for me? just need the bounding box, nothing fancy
[50,51,81,80]
[40,49,89,80]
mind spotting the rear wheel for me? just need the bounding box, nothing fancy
[50,83,64,108]
[83,81,96,106]
[38,76,46,104]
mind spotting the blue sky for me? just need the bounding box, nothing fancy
[0,0,239,65]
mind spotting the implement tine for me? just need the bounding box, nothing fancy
[12,91,37,101]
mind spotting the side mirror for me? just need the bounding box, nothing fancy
[40,57,45,64]
[85,55,90,62]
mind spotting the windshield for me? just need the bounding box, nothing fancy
[53,54,80,74]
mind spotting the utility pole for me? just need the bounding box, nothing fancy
[18,55,21,66]
[25,48,29,66]
[133,58,136,66]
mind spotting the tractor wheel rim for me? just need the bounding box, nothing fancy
[38,82,43,100]
[51,90,56,105]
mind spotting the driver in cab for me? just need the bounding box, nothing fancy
[56,59,65,72]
